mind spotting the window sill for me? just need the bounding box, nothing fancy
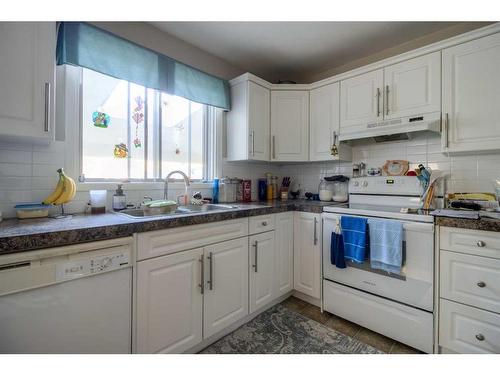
[76,181,214,191]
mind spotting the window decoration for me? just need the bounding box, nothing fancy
[132,96,144,148]
[113,143,129,158]
[92,111,110,128]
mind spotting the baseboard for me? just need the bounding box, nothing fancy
[187,291,293,353]
[292,290,321,308]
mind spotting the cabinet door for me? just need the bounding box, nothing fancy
[309,83,340,161]
[136,248,203,354]
[340,69,383,129]
[293,212,321,299]
[442,32,500,153]
[275,212,294,297]
[384,52,441,119]
[203,238,249,338]
[249,231,276,313]
[248,82,270,161]
[271,91,309,161]
[0,22,55,140]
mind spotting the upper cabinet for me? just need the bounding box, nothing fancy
[0,22,55,141]
[384,52,441,119]
[340,52,441,132]
[226,79,270,161]
[340,69,384,130]
[309,83,351,161]
[271,90,309,162]
[442,32,500,154]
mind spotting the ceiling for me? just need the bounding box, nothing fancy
[151,22,464,83]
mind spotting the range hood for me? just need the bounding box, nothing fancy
[339,112,441,143]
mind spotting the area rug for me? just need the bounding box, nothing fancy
[200,304,383,354]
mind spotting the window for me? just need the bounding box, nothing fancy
[80,68,217,182]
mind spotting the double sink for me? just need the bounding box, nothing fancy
[117,204,240,219]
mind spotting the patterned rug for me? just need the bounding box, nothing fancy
[200,304,383,354]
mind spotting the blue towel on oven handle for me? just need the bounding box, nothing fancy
[367,218,403,274]
[330,219,346,269]
[340,216,368,263]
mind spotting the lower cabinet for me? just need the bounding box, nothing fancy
[136,238,249,353]
[136,247,204,354]
[293,212,321,299]
[203,238,249,338]
[249,230,276,313]
[275,212,294,296]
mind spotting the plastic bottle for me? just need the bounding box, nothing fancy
[212,178,219,203]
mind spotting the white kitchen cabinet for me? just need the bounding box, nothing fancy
[340,69,383,129]
[309,83,351,161]
[293,212,321,299]
[249,230,276,313]
[274,212,294,297]
[0,22,55,141]
[226,79,270,161]
[136,248,203,354]
[442,32,500,153]
[384,52,441,119]
[203,238,249,338]
[271,90,309,161]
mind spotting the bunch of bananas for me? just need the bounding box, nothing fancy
[42,168,77,205]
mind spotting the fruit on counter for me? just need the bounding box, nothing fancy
[42,168,77,205]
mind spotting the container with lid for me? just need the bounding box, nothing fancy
[318,180,334,201]
[324,175,350,202]
[219,177,239,203]
[112,184,126,211]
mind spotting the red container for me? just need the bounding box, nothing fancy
[242,180,252,202]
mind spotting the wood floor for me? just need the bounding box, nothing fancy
[281,296,422,354]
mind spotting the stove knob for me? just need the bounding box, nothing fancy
[362,181,368,187]
[353,181,359,187]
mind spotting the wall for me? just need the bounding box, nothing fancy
[91,22,244,81]
[278,134,500,197]
[301,22,492,83]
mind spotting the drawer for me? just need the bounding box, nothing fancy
[440,226,500,259]
[249,214,275,235]
[439,299,500,354]
[441,250,500,314]
[137,218,249,261]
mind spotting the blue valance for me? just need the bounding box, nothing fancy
[56,22,231,110]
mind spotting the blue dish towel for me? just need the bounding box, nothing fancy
[341,216,368,263]
[368,218,403,274]
[330,232,346,269]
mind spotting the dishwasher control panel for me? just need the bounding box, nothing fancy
[56,251,130,282]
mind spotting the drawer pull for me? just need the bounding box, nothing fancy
[475,334,485,341]
[477,240,486,247]
[477,281,486,288]
[261,221,268,226]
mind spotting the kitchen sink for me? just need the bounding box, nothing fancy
[116,204,238,218]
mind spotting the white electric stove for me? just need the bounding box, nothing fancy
[322,176,435,353]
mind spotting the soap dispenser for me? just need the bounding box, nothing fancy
[112,184,126,211]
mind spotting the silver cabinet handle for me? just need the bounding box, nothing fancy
[385,85,390,116]
[272,135,276,159]
[252,241,258,273]
[376,88,381,117]
[477,281,486,288]
[313,217,318,245]
[476,334,485,341]
[250,130,255,156]
[477,240,486,247]
[44,82,51,133]
[207,252,214,290]
[198,255,204,295]
[444,113,449,149]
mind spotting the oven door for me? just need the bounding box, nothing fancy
[322,212,434,311]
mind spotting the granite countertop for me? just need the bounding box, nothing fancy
[0,200,342,255]
[436,215,500,233]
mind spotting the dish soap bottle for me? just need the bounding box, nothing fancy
[112,184,126,211]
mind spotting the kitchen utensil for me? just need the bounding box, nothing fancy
[142,199,178,216]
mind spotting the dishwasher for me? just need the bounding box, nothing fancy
[0,237,133,354]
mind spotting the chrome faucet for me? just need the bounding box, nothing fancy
[164,170,191,203]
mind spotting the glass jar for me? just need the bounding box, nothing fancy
[332,180,349,202]
[318,180,334,201]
